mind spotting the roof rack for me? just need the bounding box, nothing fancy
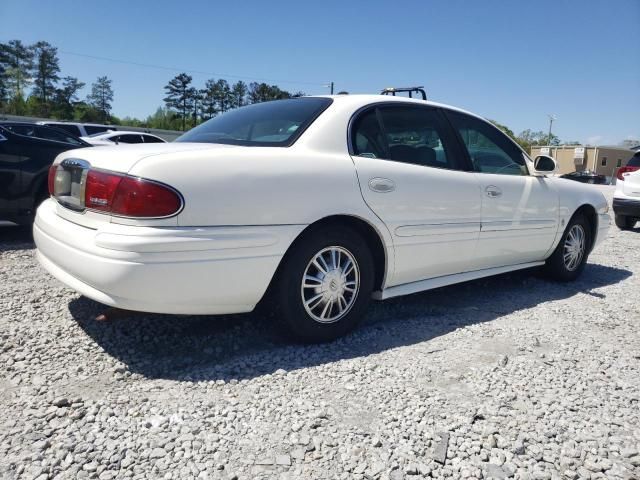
[380,86,427,100]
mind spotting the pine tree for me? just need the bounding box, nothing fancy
[86,76,114,123]
[163,73,193,131]
[231,81,248,109]
[0,40,34,110]
[31,41,60,105]
[53,76,85,119]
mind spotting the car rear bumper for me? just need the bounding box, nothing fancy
[33,199,304,315]
[612,198,640,217]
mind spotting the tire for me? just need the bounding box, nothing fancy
[614,213,636,230]
[543,215,591,282]
[273,225,374,343]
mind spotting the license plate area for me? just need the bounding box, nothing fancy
[54,159,90,211]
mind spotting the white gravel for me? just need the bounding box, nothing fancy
[1,186,638,480]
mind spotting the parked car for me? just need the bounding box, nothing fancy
[37,121,118,138]
[560,170,607,184]
[612,151,640,229]
[0,122,89,225]
[34,94,610,342]
[81,130,167,146]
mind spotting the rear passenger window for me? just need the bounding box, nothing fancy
[143,135,164,143]
[351,105,458,170]
[115,134,143,144]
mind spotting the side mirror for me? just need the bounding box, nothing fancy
[533,155,556,174]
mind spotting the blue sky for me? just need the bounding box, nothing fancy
[2,0,639,145]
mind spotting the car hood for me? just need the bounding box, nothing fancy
[53,142,237,173]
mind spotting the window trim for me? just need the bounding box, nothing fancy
[441,108,532,176]
[347,101,470,172]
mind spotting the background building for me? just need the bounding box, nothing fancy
[530,145,636,179]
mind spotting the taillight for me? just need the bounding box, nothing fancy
[84,170,182,218]
[617,166,639,181]
[48,164,57,195]
[85,170,123,212]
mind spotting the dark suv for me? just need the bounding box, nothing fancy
[0,122,89,224]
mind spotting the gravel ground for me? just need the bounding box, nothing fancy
[1,186,638,480]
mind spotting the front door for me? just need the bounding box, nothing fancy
[350,104,483,287]
[445,110,559,268]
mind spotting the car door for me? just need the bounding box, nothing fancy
[444,110,559,268]
[350,104,483,287]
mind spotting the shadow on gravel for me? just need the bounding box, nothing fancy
[68,262,631,382]
[0,225,34,250]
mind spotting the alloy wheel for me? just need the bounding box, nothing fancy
[300,246,360,324]
[563,224,586,271]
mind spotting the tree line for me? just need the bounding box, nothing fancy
[490,120,579,151]
[0,40,114,123]
[0,39,305,131]
[1,38,582,145]
[161,73,304,131]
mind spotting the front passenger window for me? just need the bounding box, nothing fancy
[447,111,528,176]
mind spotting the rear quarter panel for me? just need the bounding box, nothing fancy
[128,147,379,228]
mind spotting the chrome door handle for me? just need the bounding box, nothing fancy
[369,177,395,193]
[485,186,502,198]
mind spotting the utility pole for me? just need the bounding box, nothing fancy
[547,114,556,145]
[325,82,334,95]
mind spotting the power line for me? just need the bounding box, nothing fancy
[58,50,328,87]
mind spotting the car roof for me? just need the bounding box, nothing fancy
[92,130,156,137]
[310,94,485,120]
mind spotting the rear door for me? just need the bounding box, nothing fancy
[350,104,483,287]
[444,110,559,268]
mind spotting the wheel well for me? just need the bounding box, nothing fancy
[288,215,387,291]
[573,204,598,252]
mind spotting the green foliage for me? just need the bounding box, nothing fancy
[516,129,560,151]
[31,41,60,113]
[163,73,194,131]
[51,76,85,120]
[0,40,34,101]
[86,76,114,122]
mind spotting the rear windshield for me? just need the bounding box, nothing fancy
[628,153,640,167]
[45,123,82,137]
[85,125,115,135]
[176,98,332,147]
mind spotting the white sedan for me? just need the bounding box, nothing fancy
[34,94,610,342]
[81,130,167,146]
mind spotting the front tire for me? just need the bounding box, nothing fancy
[543,215,591,282]
[274,225,374,342]
[615,213,636,230]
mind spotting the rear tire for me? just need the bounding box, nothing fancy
[274,225,374,343]
[543,215,591,282]
[614,213,636,230]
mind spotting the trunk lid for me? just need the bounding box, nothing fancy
[50,143,237,228]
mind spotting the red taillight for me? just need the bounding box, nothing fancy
[85,170,182,218]
[617,166,639,181]
[48,165,57,195]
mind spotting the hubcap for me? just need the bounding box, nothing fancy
[563,224,586,271]
[301,246,360,323]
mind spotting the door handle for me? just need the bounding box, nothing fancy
[369,177,395,193]
[485,185,502,198]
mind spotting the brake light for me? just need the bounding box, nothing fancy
[84,170,182,217]
[85,170,123,212]
[617,166,639,181]
[48,165,57,195]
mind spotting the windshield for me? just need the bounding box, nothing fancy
[176,97,332,147]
